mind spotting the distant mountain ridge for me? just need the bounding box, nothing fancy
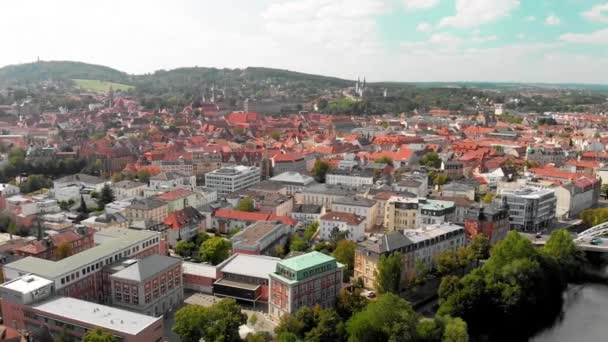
[0,60,606,93]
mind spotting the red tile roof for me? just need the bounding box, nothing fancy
[321,212,365,225]
[154,189,194,202]
[213,209,297,226]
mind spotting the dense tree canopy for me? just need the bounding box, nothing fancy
[199,237,232,265]
[173,299,246,342]
[437,231,577,340]
[375,252,402,294]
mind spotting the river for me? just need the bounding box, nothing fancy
[531,283,608,342]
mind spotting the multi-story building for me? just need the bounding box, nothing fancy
[269,172,316,196]
[384,196,418,232]
[3,228,163,302]
[269,252,343,320]
[192,151,223,181]
[272,153,307,176]
[403,223,466,273]
[125,198,169,224]
[320,212,366,242]
[152,158,194,175]
[441,160,465,179]
[15,227,96,260]
[331,196,378,231]
[53,174,108,202]
[108,255,183,317]
[525,145,568,166]
[356,225,466,290]
[231,221,293,256]
[500,187,556,231]
[418,199,456,226]
[153,188,198,213]
[149,171,197,192]
[205,165,261,196]
[0,275,163,342]
[163,207,206,248]
[297,184,360,209]
[214,254,280,305]
[211,209,297,234]
[326,169,374,187]
[554,177,600,219]
[354,232,413,289]
[112,180,147,200]
[464,203,510,244]
[393,173,428,197]
[291,204,325,224]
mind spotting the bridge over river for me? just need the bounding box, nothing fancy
[522,222,608,252]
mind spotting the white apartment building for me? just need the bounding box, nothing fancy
[205,165,261,196]
[112,180,147,200]
[326,169,374,187]
[404,223,466,270]
[331,196,379,231]
[319,212,366,242]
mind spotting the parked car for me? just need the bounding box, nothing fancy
[591,238,603,245]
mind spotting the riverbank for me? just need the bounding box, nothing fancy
[532,283,608,342]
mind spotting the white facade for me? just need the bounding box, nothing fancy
[405,223,466,269]
[320,212,366,242]
[326,173,373,187]
[205,165,261,196]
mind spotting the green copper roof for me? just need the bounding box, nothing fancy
[279,251,335,272]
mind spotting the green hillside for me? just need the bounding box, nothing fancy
[73,79,134,93]
[0,61,130,85]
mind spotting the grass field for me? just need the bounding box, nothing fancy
[73,79,134,93]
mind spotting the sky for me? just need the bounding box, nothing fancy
[1,0,607,84]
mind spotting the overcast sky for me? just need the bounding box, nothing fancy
[1,0,607,83]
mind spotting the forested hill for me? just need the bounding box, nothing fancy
[0,61,352,89]
[0,61,131,85]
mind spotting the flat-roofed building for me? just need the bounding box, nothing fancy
[269,252,343,320]
[3,229,163,302]
[500,186,556,231]
[205,165,261,196]
[214,254,280,305]
[231,221,293,256]
[0,275,163,342]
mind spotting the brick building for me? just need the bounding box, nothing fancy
[108,255,183,317]
[0,275,163,342]
[464,204,510,244]
[3,229,163,303]
[14,227,96,260]
[269,252,343,320]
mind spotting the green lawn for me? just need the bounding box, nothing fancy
[73,79,134,93]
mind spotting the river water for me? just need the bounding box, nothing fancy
[531,283,608,342]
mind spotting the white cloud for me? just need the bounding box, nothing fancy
[516,33,526,39]
[404,0,439,10]
[416,22,433,32]
[262,0,390,52]
[526,16,536,21]
[544,15,560,26]
[560,29,608,45]
[472,35,497,43]
[582,3,608,23]
[439,0,520,28]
